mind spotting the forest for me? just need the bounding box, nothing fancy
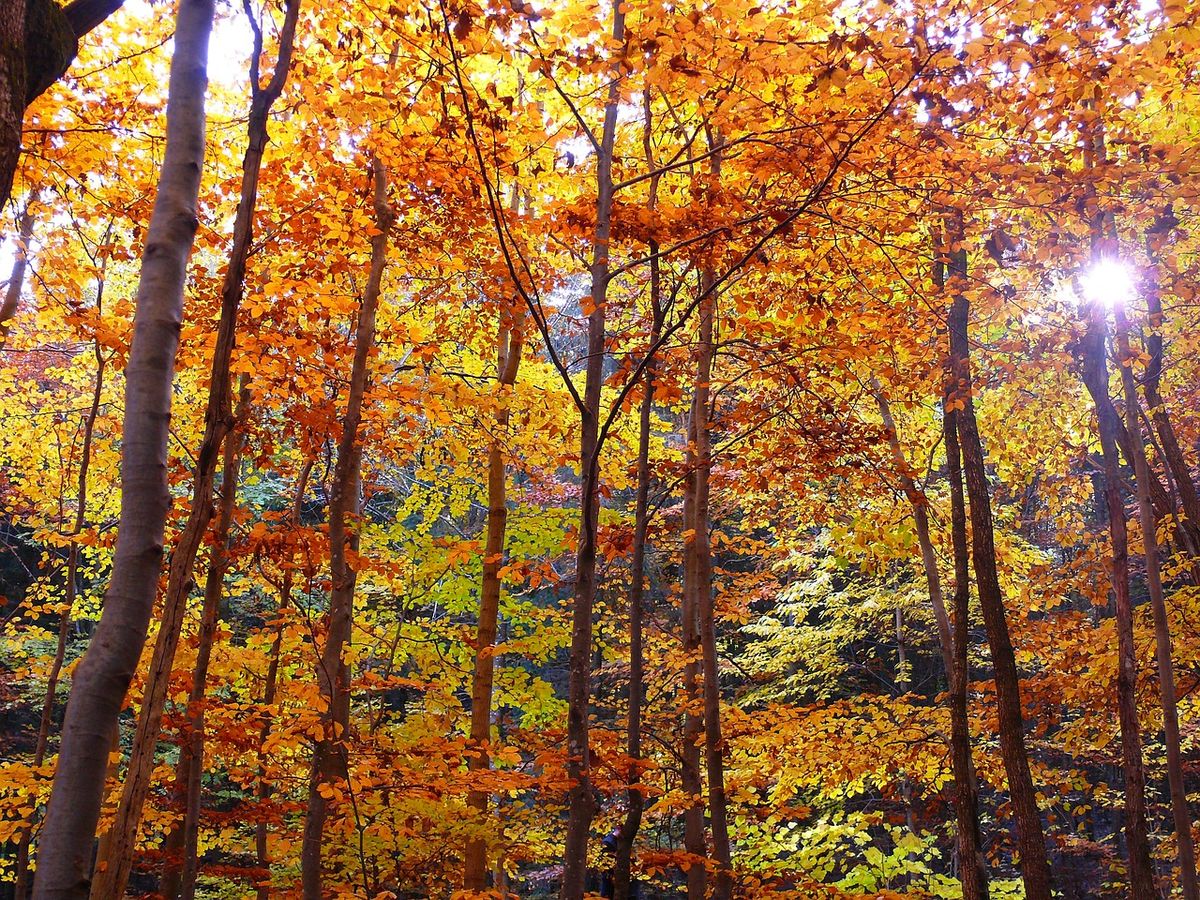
[0,0,1198,897]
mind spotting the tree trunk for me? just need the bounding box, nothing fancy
[1115,306,1200,900]
[0,190,37,347]
[613,89,664,900]
[559,4,625,896]
[300,155,393,900]
[88,7,299,892]
[463,311,524,890]
[157,378,250,900]
[31,1,214,894]
[943,213,1053,900]
[1077,299,1156,900]
[695,263,732,900]
[1141,219,1200,564]
[680,412,707,900]
[255,459,313,900]
[15,328,105,900]
[0,0,27,212]
[943,398,991,900]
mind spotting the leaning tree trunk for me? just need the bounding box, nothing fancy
[559,4,626,897]
[14,327,105,900]
[1077,298,1157,900]
[89,6,299,893]
[876,382,989,900]
[0,190,37,347]
[31,1,214,895]
[942,213,1053,900]
[157,378,250,900]
[300,155,394,900]
[463,310,524,890]
[1114,306,1200,900]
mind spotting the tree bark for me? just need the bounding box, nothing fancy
[157,378,249,900]
[695,260,732,900]
[943,213,1053,900]
[300,155,393,899]
[31,1,214,894]
[1115,306,1200,900]
[943,398,991,900]
[559,4,625,896]
[613,89,664,900]
[0,0,27,211]
[463,310,524,890]
[0,189,36,347]
[1077,299,1157,900]
[88,6,299,892]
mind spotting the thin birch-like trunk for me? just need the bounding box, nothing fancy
[300,155,394,899]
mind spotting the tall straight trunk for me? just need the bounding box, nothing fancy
[695,267,732,898]
[1115,307,1200,900]
[463,311,524,890]
[0,190,37,346]
[942,214,1053,900]
[559,4,625,896]
[89,7,299,893]
[255,459,313,900]
[300,155,394,899]
[15,331,106,900]
[943,400,991,900]
[680,423,707,900]
[1078,300,1156,900]
[31,1,214,895]
[158,378,250,900]
[613,89,664,900]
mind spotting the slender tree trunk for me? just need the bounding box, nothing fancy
[157,378,250,900]
[0,190,37,347]
[943,399,991,900]
[613,89,664,900]
[1142,218,1200,563]
[1078,299,1157,900]
[255,459,312,900]
[300,155,394,899]
[31,2,214,894]
[1115,307,1200,900]
[463,311,524,890]
[14,332,106,900]
[88,8,299,893]
[559,5,625,896]
[695,265,732,900]
[680,416,707,900]
[943,213,1053,900]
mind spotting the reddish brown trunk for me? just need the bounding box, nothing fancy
[1115,307,1200,900]
[1078,299,1157,900]
[943,401,991,900]
[300,156,393,899]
